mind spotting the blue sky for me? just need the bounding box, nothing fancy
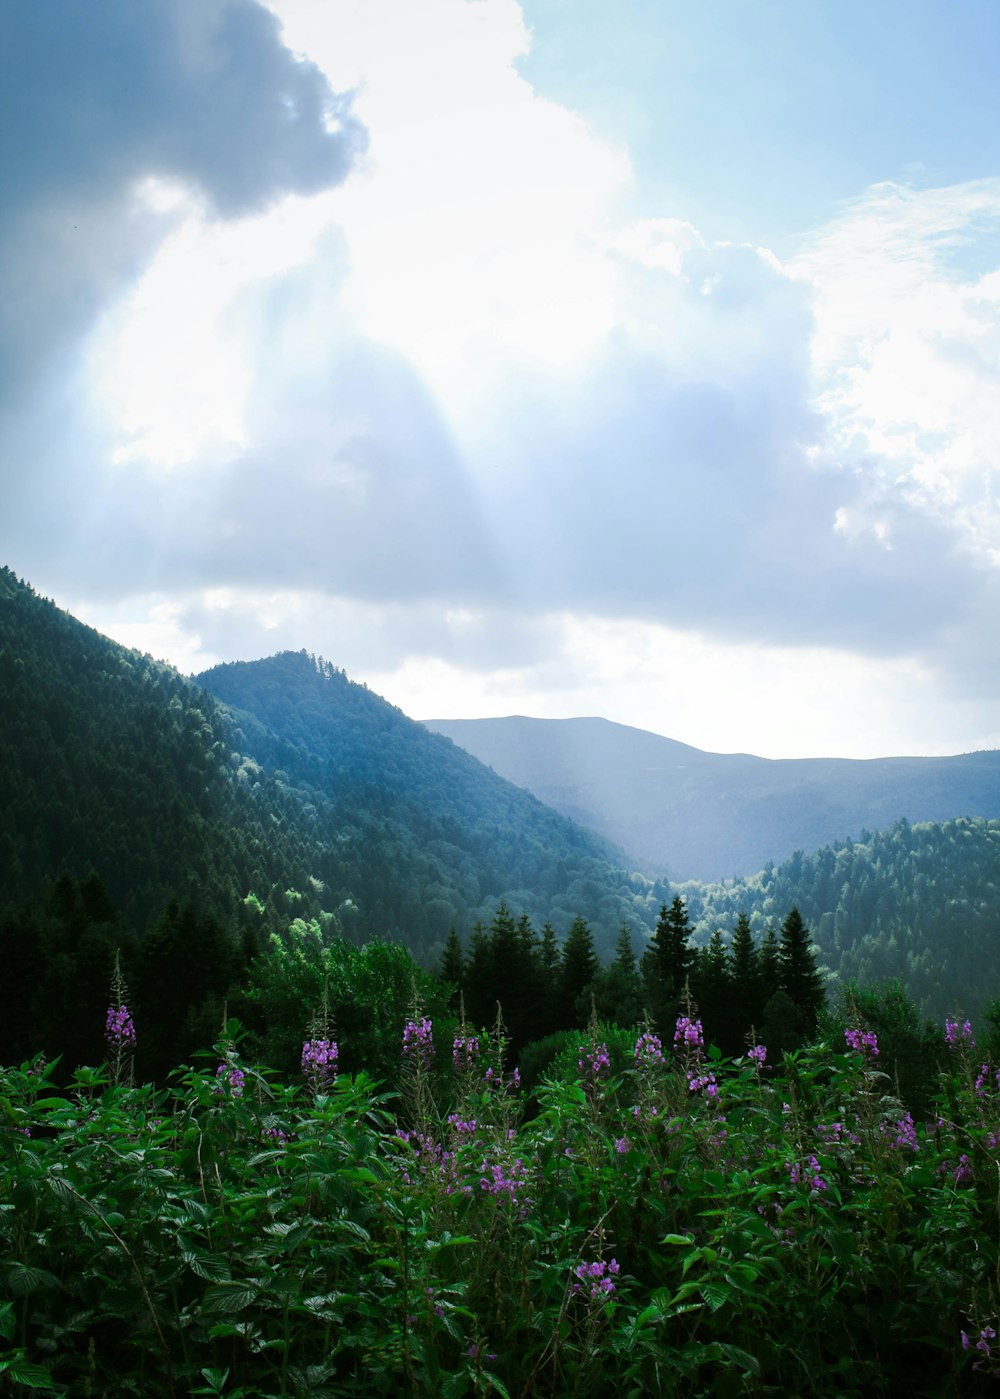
[2,0,1000,758]
[519,0,1000,249]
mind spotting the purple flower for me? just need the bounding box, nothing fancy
[879,1111,918,1153]
[674,1015,705,1054]
[844,1026,879,1059]
[746,1043,767,1065]
[573,1256,620,1302]
[634,1031,664,1066]
[787,1153,828,1192]
[216,1063,245,1097]
[301,1037,338,1093]
[402,1016,434,1064]
[452,1033,480,1071]
[945,1018,975,1048]
[105,1004,136,1049]
[950,1154,973,1185]
[687,1070,719,1099]
[579,1041,611,1087]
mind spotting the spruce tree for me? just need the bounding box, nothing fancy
[438,926,465,1009]
[778,907,826,1042]
[558,915,599,1030]
[591,923,644,1028]
[694,929,732,1053]
[642,896,695,1035]
[729,912,763,1037]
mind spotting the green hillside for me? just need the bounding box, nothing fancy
[686,816,1000,1018]
[426,715,1000,880]
[0,567,655,961]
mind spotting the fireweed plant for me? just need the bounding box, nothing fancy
[3,1004,1000,1396]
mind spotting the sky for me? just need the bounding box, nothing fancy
[3,0,1000,759]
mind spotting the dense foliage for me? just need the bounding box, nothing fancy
[3,1003,1000,1396]
[0,567,655,962]
[689,816,1000,1018]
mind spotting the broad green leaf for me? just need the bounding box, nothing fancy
[201,1283,259,1314]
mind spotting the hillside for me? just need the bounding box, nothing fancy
[685,815,1000,1019]
[0,567,655,960]
[424,715,1000,880]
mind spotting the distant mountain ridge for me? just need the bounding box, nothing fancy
[423,716,1000,881]
[0,566,655,959]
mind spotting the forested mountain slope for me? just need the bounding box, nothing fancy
[425,715,1000,880]
[0,568,655,960]
[194,652,656,955]
[686,816,1000,1018]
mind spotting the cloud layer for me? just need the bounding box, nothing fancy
[3,0,1000,757]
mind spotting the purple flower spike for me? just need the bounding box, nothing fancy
[674,1015,704,1055]
[403,1015,434,1064]
[302,1037,338,1093]
[634,1031,664,1066]
[105,1004,136,1049]
[216,1063,245,1098]
[844,1026,879,1059]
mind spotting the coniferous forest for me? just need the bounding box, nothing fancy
[5,565,1000,1395]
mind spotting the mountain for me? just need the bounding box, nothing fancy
[0,567,655,960]
[685,815,1000,1020]
[423,715,1000,881]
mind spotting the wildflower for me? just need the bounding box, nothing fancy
[787,1154,828,1192]
[453,1032,480,1071]
[880,1111,918,1153]
[614,1136,630,1154]
[950,1154,973,1185]
[746,1042,767,1065]
[687,1070,719,1100]
[301,1037,338,1094]
[105,1004,136,1050]
[634,1031,664,1066]
[573,1257,620,1303]
[479,1154,531,1213]
[945,1018,975,1048]
[674,1015,705,1054]
[579,1041,611,1085]
[216,1063,245,1097]
[402,1016,434,1064]
[844,1026,879,1059]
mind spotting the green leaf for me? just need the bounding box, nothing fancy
[0,1358,58,1390]
[187,1253,233,1282]
[699,1281,730,1312]
[719,1343,761,1376]
[3,1264,60,1296]
[482,1372,512,1399]
[201,1284,259,1313]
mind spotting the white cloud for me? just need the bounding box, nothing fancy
[9,4,1000,760]
[794,179,1000,562]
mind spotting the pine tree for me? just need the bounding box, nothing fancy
[778,907,826,1042]
[729,911,763,1037]
[642,896,695,1035]
[758,925,780,1000]
[591,923,644,1028]
[464,921,493,1028]
[694,929,732,1053]
[558,916,599,1030]
[439,926,465,1009]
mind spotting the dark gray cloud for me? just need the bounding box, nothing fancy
[0,0,364,404]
